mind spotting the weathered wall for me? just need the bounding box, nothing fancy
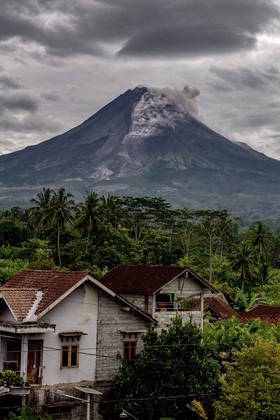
[161,273,209,295]
[95,291,151,383]
[121,294,153,314]
[38,282,98,385]
[27,381,101,420]
[153,310,202,330]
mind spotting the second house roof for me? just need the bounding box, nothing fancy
[100,265,218,295]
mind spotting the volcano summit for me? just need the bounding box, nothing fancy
[0,86,280,219]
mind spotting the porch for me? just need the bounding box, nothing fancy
[0,321,55,385]
[153,292,205,328]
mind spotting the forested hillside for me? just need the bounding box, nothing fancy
[1,186,280,311]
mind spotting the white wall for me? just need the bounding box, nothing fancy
[0,299,15,321]
[37,282,98,385]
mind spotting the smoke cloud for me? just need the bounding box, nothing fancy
[153,85,200,117]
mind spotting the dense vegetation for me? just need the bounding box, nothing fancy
[111,317,220,420]
[3,187,280,418]
[113,317,280,419]
[1,186,280,310]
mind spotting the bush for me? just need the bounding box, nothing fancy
[113,317,220,419]
[9,407,36,420]
[0,370,24,387]
[215,341,280,419]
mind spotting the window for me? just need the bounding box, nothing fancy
[59,333,81,368]
[4,339,21,372]
[123,333,137,361]
[123,341,137,361]
[47,405,72,419]
[61,344,79,368]
[156,293,175,311]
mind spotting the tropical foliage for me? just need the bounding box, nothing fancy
[1,188,280,310]
[112,317,220,420]
[2,187,280,417]
[0,370,24,387]
[215,341,280,419]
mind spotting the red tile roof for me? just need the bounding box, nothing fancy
[244,305,280,324]
[0,288,38,321]
[3,270,87,316]
[100,265,217,295]
[204,295,241,320]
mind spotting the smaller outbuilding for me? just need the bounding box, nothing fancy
[243,305,280,324]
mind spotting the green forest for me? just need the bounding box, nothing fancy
[3,187,280,418]
[1,186,280,311]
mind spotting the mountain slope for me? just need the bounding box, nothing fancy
[0,86,280,219]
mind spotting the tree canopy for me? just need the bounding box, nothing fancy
[215,340,280,419]
[112,317,220,420]
[1,186,280,311]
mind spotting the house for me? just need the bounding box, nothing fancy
[0,269,156,419]
[242,305,280,324]
[99,265,220,329]
[0,266,236,419]
[203,294,242,322]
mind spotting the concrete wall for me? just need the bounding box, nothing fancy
[37,282,98,385]
[95,290,151,383]
[160,273,209,296]
[121,294,153,314]
[27,381,101,420]
[154,311,202,330]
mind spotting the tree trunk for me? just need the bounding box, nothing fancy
[186,231,192,258]
[241,268,245,292]
[209,236,213,283]
[57,226,61,266]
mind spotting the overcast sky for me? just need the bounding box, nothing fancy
[1,0,280,158]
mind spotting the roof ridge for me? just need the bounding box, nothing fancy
[1,287,39,291]
[113,264,187,268]
[20,269,88,273]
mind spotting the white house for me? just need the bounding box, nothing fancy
[0,269,156,418]
[0,266,236,419]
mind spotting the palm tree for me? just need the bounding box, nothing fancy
[30,187,53,227]
[249,221,272,258]
[45,188,75,265]
[100,194,123,227]
[230,242,256,291]
[76,191,102,243]
[248,221,273,283]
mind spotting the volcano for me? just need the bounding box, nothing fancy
[0,86,280,219]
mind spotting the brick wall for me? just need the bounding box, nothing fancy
[154,310,202,330]
[95,291,152,383]
[121,294,153,314]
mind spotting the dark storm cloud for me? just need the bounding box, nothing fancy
[0,93,38,113]
[115,0,279,57]
[0,75,23,90]
[0,0,278,58]
[119,25,255,57]
[0,1,103,57]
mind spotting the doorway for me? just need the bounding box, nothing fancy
[27,340,43,384]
